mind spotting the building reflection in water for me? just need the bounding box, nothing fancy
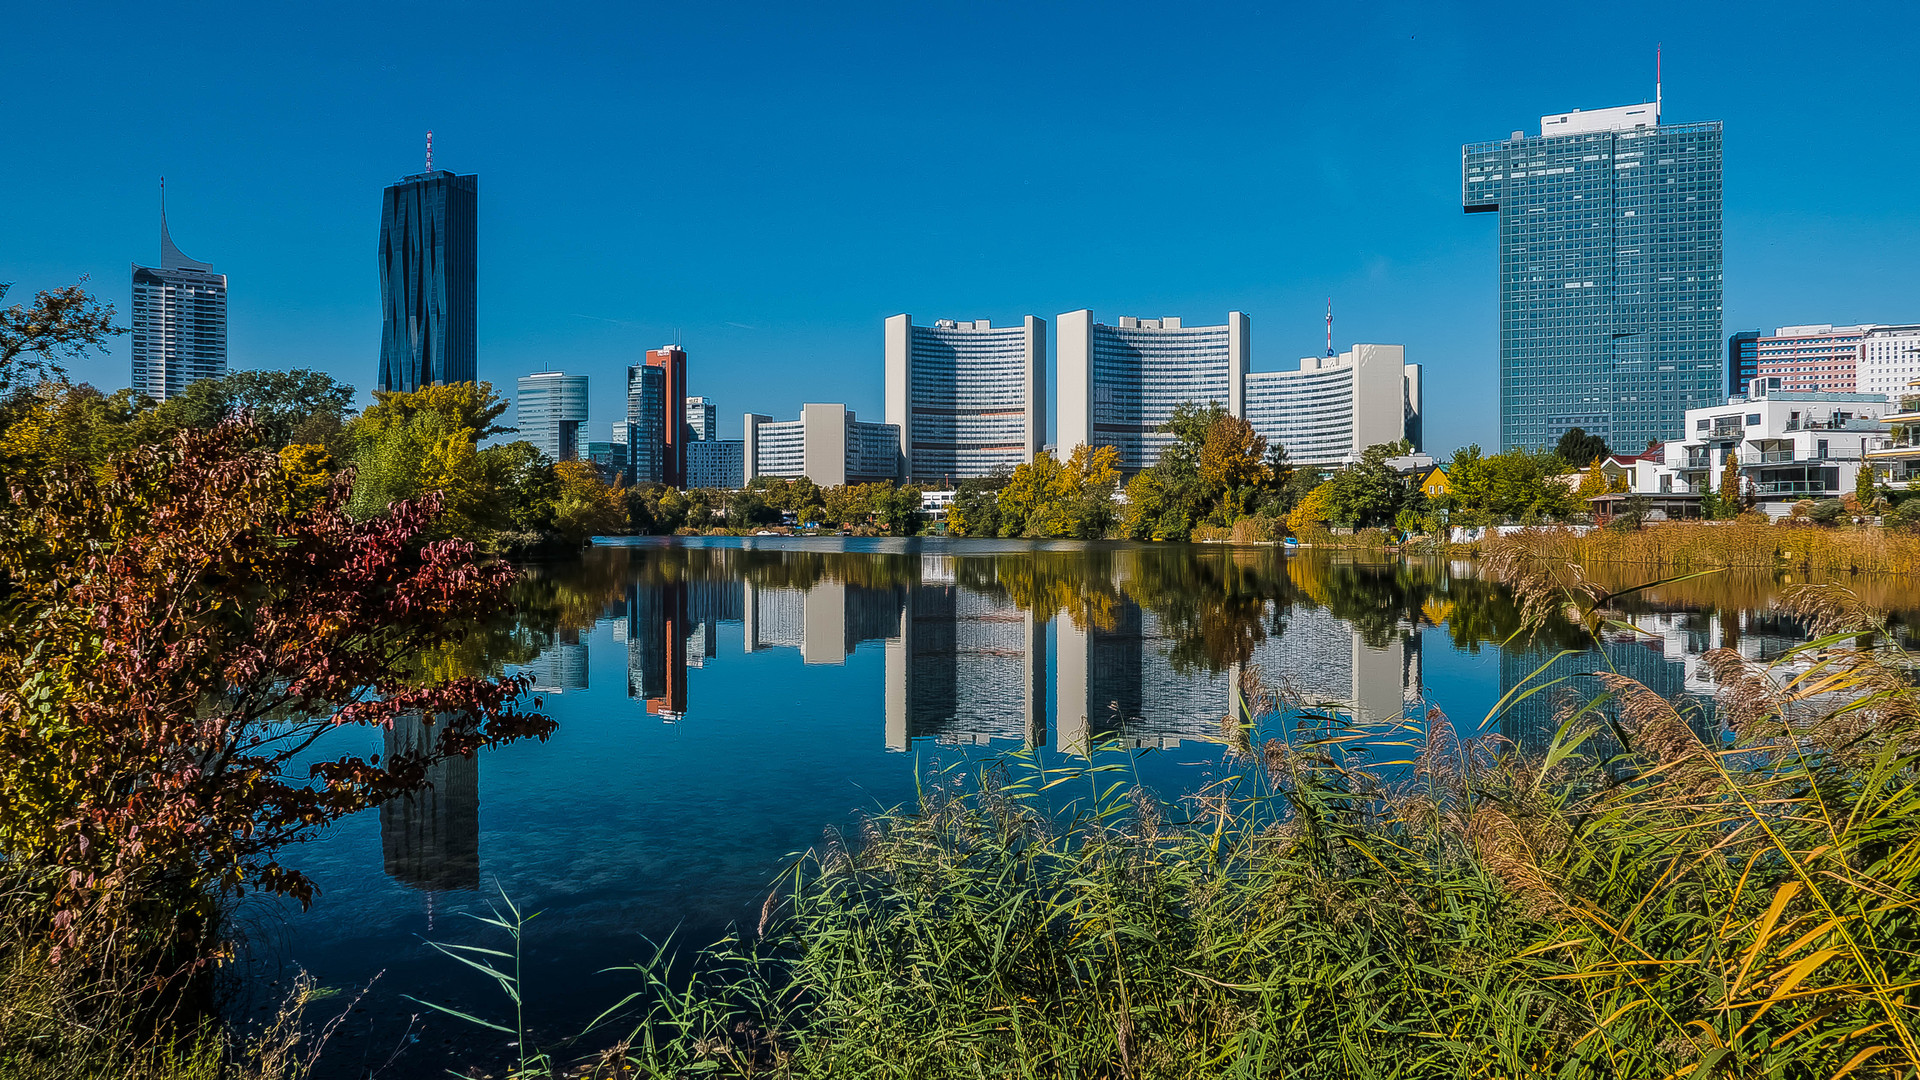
[888,556,1047,750]
[380,713,480,893]
[600,548,1431,755]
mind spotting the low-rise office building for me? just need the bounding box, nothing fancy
[1865,381,1920,492]
[1630,379,1894,516]
[688,438,745,489]
[743,404,901,487]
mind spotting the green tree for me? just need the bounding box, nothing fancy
[948,469,1008,536]
[147,367,357,453]
[1554,426,1610,469]
[1321,441,1414,528]
[0,281,124,394]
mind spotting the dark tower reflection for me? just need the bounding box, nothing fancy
[380,713,480,892]
[630,581,690,719]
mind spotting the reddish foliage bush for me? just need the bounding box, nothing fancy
[0,422,553,960]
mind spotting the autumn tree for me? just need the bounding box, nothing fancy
[0,423,552,960]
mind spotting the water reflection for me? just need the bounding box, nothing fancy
[299,539,1918,1079]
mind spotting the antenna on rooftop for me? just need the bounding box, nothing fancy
[1655,44,1662,120]
[1325,298,1335,358]
[425,130,434,172]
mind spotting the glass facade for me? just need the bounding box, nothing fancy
[1728,330,1760,397]
[516,372,589,463]
[627,364,666,484]
[1464,116,1722,452]
[378,171,478,393]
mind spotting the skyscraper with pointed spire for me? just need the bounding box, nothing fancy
[131,182,227,401]
[377,161,478,393]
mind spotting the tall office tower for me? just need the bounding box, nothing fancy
[642,347,689,486]
[685,396,718,442]
[130,191,227,402]
[627,364,666,484]
[884,315,1046,483]
[1056,312,1249,472]
[516,371,589,461]
[1244,344,1423,466]
[378,169,478,392]
[1728,330,1760,397]
[1464,100,1722,451]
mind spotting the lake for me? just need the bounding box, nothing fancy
[244,537,1912,1077]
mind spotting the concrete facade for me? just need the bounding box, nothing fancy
[1055,311,1250,472]
[884,314,1046,482]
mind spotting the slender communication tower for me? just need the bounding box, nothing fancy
[425,130,434,172]
[1655,44,1663,120]
[1325,298,1335,358]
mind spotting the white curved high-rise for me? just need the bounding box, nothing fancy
[1056,311,1249,472]
[885,315,1045,483]
[1245,345,1422,467]
[517,372,589,462]
[131,198,226,402]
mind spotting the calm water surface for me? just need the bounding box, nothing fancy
[245,537,1913,1077]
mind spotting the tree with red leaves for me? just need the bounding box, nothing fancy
[0,421,553,961]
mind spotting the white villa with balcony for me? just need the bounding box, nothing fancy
[1629,379,1894,517]
[1864,382,1920,492]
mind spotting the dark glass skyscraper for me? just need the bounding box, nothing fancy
[1728,329,1761,396]
[378,171,477,393]
[1464,102,1722,452]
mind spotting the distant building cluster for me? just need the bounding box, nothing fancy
[126,90,1917,496]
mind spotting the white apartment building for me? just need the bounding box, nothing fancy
[1244,345,1423,467]
[1631,379,1895,516]
[743,403,902,487]
[1858,325,1920,398]
[1056,311,1249,472]
[884,315,1045,483]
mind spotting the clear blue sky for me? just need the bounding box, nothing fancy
[5,0,1917,455]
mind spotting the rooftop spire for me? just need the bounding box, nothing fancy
[159,177,212,273]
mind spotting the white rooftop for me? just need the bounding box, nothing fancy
[1540,101,1660,136]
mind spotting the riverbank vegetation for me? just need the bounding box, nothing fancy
[439,559,1920,1079]
[1481,515,1920,574]
[0,283,555,1076]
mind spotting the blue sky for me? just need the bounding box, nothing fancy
[4,0,1917,455]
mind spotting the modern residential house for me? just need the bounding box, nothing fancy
[884,314,1046,483]
[1865,381,1920,493]
[743,404,901,487]
[131,194,227,402]
[1056,311,1249,472]
[377,170,477,392]
[1464,100,1723,451]
[1629,379,1895,516]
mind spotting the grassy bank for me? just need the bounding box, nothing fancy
[1477,517,1920,574]
[432,567,1920,1078]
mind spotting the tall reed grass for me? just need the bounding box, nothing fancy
[434,556,1920,1078]
[1482,517,1920,574]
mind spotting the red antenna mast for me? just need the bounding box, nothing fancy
[425,130,434,172]
[1325,298,1335,358]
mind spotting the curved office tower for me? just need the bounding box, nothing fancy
[131,199,226,402]
[1057,311,1249,473]
[1244,344,1422,467]
[516,371,589,462]
[378,170,478,393]
[884,315,1045,483]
